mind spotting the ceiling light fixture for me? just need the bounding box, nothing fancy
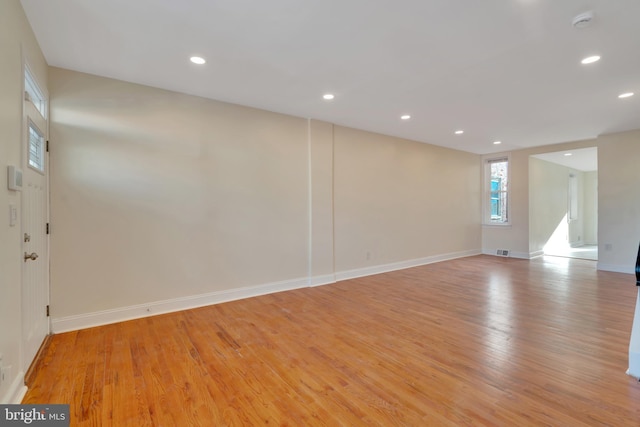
[564,153,573,157]
[493,141,502,145]
[190,56,206,65]
[323,94,335,100]
[572,11,594,29]
[401,115,411,120]
[581,55,600,65]
[455,130,464,135]
[619,92,634,99]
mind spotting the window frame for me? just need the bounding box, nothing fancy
[24,64,47,120]
[27,118,46,174]
[483,153,511,226]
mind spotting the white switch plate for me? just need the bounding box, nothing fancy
[9,204,17,227]
[7,165,22,191]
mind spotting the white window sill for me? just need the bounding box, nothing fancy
[482,223,512,228]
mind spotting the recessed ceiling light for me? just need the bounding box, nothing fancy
[619,92,634,99]
[455,130,464,135]
[190,56,206,65]
[564,153,573,156]
[400,115,411,120]
[323,94,335,100]
[581,55,600,65]
[493,141,502,145]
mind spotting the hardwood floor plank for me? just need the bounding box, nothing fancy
[23,255,640,425]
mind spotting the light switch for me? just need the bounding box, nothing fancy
[9,204,17,227]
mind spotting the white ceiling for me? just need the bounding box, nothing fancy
[20,0,640,155]
[531,146,597,171]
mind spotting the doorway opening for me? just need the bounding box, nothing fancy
[530,147,597,261]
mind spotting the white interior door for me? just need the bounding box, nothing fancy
[21,74,49,370]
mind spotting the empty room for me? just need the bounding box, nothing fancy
[2,0,640,425]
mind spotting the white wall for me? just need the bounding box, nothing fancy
[529,157,573,253]
[0,0,48,403]
[529,158,588,254]
[583,171,598,245]
[48,68,482,331]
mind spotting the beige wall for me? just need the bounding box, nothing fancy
[598,130,640,272]
[5,0,640,401]
[49,68,311,318]
[309,120,335,283]
[48,68,483,328]
[0,0,48,403]
[333,126,481,272]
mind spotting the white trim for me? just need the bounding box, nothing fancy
[529,250,545,258]
[597,263,634,274]
[21,50,52,378]
[51,277,310,333]
[481,249,531,259]
[24,62,48,120]
[481,224,512,229]
[510,251,533,260]
[309,274,337,287]
[335,250,480,281]
[482,152,511,226]
[307,118,313,283]
[628,290,640,379]
[51,251,484,332]
[1,370,27,404]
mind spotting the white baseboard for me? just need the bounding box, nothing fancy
[52,250,481,333]
[52,276,310,333]
[309,274,336,287]
[529,250,545,258]
[1,370,27,404]
[335,249,480,282]
[481,249,531,259]
[597,263,634,274]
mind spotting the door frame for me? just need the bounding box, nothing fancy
[20,58,51,373]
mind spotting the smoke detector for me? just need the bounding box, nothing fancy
[573,11,594,29]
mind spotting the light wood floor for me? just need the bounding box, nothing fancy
[23,255,640,426]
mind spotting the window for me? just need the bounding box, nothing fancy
[28,121,45,173]
[25,66,47,119]
[485,156,509,224]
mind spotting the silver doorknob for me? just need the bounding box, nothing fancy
[24,252,38,262]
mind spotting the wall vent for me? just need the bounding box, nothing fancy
[497,249,509,257]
